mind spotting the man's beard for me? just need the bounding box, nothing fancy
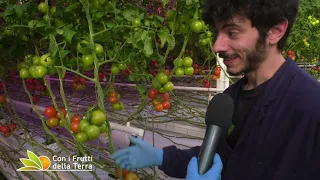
[220,40,266,76]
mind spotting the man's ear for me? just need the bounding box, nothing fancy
[267,18,288,45]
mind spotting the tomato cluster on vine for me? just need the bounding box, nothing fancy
[212,66,221,81]
[173,57,194,76]
[107,91,125,111]
[44,106,67,128]
[0,123,17,138]
[115,168,139,180]
[148,88,171,112]
[71,75,86,91]
[74,109,108,144]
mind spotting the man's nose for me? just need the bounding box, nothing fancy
[213,35,229,53]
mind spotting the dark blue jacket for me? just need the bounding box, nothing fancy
[159,58,320,180]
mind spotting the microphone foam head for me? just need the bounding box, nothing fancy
[205,93,234,129]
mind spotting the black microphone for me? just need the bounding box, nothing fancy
[198,93,234,175]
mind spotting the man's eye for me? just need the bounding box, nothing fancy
[228,31,238,38]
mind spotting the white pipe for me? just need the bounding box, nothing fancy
[44,77,226,92]
[10,99,144,136]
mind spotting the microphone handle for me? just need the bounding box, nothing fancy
[198,125,223,175]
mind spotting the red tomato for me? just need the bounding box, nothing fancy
[44,106,57,118]
[193,64,198,69]
[161,93,169,101]
[115,168,128,178]
[4,132,11,138]
[0,95,6,104]
[32,96,39,103]
[56,108,67,120]
[11,123,17,131]
[212,75,218,81]
[152,99,160,106]
[288,50,293,55]
[109,91,117,97]
[79,78,85,84]
[70,122,80,133]
[154,103,163,112]
[109,96,118,104]
[124,172,139,180]
[148,88,158,100]
[72,114,81,123]
[1,126,10,133]
[162,101,170,109]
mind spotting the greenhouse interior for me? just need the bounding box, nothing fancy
[0,0,319,180]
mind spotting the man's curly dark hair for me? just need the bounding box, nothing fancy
[202,0,301,51]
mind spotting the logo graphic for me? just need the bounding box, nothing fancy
[17,150,50,171]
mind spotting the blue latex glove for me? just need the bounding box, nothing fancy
[111,136,163,171]
[186,153,223,180]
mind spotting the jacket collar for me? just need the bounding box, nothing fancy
[230,58,296,106]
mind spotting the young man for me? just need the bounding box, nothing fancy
[112,0,320,179]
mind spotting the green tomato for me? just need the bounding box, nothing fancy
[173,58,183,67]
[119,103,125,110]
[144,20,150,27]
[29,66,39,78]
[95,44,104,55]
[91,110,107,126]
[175,68,184,76]
[133,18,141,26]
[19,61,30,70]
[75,132,88,143]
[168,21,179,31]
[118,63,126,71]
[190,20,203,33]
[50,7,56,15]
[152,78,161,89]
[178,14,189,23]
[40,54,53,67]
[184,67,194,76]
[206,31,213,37]
[183,57,193,67]
[93,0,104,9]
[85,125,100,140]
[112,103,121,110]
[111,64,120,74]
[77,40,90,55]
[4,28,13,36]
[38,2,48,14]
[19,68,30,79]
[24,54,33,64]
[43,14,49,22]
[82,55,94,67]
[157,73,168,84]
[83,65,94,71]
[98,0,107,5]
[158,87,166,93]
[99,123,107,133]
[54,19,64,27]
[178,24,189,34]
[48,67,57,76]
[166,10,177,21]
[80,120,90,132]
[163,81,174,92]
[35,66,47,78]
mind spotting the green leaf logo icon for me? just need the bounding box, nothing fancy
[17,150,50,171]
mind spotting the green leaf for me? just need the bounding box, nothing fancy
[3,7,14,17]
[62,26,77,43]
[20,158,41,169]
[60,50,70,60]
[65,2,81,12]
[157,28,170,48]
[27,150,42,169]
[49,35,58,58]
[136,84,147,95]
[13,2,29,18]
[144,36,153,57]
[167,35,175,50]
[17,166,41,171]
[162,0,169,7]
[122,9,135,22]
